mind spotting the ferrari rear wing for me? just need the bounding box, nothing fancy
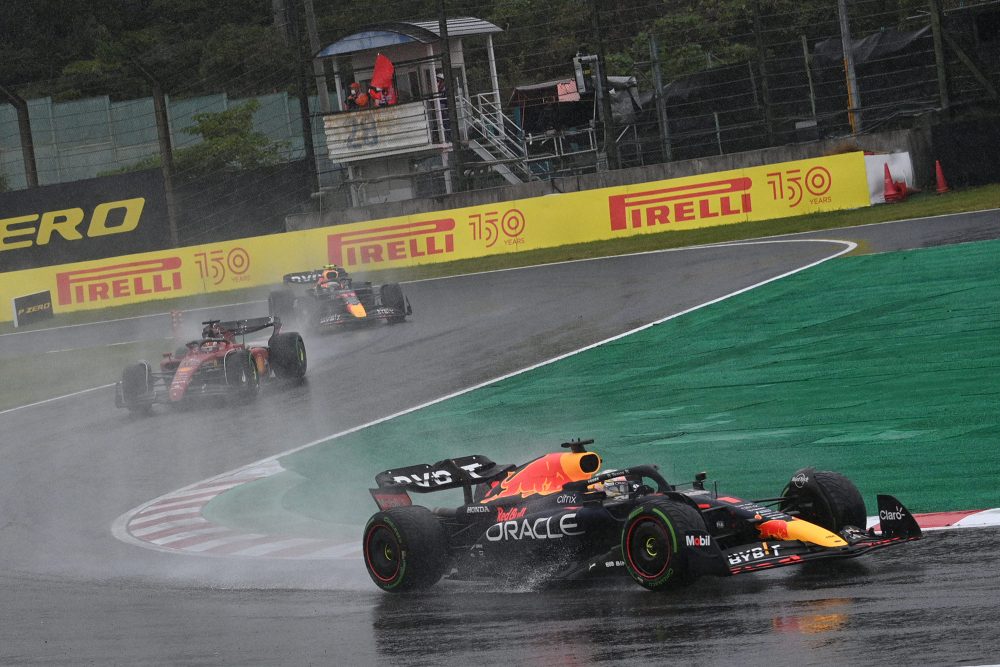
[371,455,514,509]
[208,316,281,336]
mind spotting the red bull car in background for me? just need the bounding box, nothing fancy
[362,439,922,592]
[115,316,306,414]
[268,265,410,331]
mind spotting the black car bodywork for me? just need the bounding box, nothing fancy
[268,270,410,330]
[362,439,922,592]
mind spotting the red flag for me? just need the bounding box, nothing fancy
[371,53,394,90]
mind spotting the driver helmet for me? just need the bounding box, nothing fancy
[319,264,348,285]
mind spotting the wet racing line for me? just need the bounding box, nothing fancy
[110,237,1000,560]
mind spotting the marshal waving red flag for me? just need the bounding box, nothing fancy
[371,53,394,90]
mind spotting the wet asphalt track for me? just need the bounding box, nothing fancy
[1,210,999,665]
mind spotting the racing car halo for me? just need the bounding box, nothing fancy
[115,316,306,413]
[363,439,921,592]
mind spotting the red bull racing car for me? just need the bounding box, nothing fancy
[268,265,410,331]
[362,439,922,592]
[115,316,306,413]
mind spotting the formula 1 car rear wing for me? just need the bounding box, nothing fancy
[282,270,324,285]
[371,455,514,509]
[214,316,280,335]
[197,317,282,344]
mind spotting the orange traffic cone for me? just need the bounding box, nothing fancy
[883,163,902,203]
[935,160,950,194]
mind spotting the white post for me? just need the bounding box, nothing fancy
[332,60,344,111]
[487,34,500,106]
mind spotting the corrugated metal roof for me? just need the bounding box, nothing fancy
[316,17,501,58]
[406,17,502,38]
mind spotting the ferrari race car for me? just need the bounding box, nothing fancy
[268,265,410,330]
[362,439,922,592]
[115,316,306,413]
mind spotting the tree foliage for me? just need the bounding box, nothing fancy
[174,100,287,179]
[0,0,968,102]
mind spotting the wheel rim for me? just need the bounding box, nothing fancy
[365,524,402,583]
[626,517,673,579]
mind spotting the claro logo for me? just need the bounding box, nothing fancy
[327,219,455,267]
[56,257,182,306]
[0,198,146,251]
[608,178,752,231]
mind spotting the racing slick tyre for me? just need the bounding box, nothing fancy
[622,497,706,591]
[379,283,407,323]
[224,350,260,402]
[268,289,297,321]
[779,469,867,532]
[363,506,449,592]
[268,332,307,379]
[120,362,153,414]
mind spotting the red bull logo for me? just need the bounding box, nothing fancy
[758,519,790,541]
[608,178,752,231]
[482,452,601,503]
[55,257,182,306]
[327,218,455,268]
[496,507,527,522]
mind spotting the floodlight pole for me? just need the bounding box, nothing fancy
[439,0,465,192]
[837,0,862,133]
[127,57,180,247]
[591,0,619,170]
[0,84,39,188]
[285,0,320,192]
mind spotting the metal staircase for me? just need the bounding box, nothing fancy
[459,93,532,184]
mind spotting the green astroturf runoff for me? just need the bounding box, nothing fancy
[204,239,1000,540]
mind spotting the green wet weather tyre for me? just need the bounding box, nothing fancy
[268,332,307,379]
[363,506,448,592]
[622,497,704,591]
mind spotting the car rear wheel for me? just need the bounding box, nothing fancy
[622,497,705,591]
[363,506,448,592]
[120,362,153,414]
[224,350,259,402]
[268,332,307,379]
[780,469,867,531]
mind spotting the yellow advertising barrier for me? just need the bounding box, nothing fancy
[0,152,870,323]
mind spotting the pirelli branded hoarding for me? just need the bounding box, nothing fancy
[0,153,870,322]
[0,169,170,272]
[319,151,870,271]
